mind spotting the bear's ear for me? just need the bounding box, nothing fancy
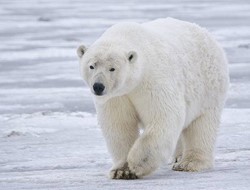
[127,51,137,63]
[77,45,87,58]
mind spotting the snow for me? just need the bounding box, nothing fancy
[0,0,250,189]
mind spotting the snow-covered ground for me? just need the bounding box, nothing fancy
[0,0,250,189]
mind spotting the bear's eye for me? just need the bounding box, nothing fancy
[109,68,115,72]
[129,54,133,61]
[89,65,94,69]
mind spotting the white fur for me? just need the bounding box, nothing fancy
[77,18,229,179]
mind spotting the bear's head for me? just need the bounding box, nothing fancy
[77,44,142,101]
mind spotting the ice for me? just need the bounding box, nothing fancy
[0,0,250,189]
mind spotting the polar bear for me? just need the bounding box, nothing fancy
[77,18,229,180]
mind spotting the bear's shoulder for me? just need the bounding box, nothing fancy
[102,22,145,39]
[96,22,149,46]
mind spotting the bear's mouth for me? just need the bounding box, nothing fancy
[92,90,107,96]
[94,92,104,96]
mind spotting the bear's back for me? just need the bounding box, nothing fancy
[100,22,146,42]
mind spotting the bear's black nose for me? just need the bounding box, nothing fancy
[93,83,105,95]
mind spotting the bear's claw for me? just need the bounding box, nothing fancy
[111,162,138,180]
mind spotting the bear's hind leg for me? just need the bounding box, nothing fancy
[172,108,220,172]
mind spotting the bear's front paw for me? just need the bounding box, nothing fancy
[110,162,138,180]
[171,154,182,164]
[172,152,212,172]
